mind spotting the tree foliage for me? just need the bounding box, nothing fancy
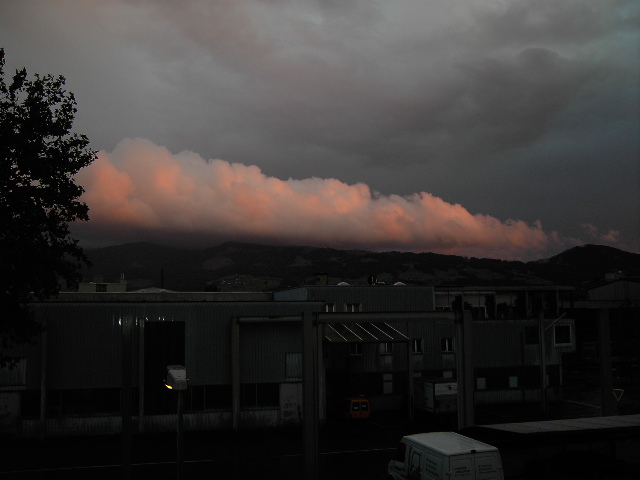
[0,49,96,365]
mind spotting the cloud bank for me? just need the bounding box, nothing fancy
[3,1,638,257]
[76,138,569,260]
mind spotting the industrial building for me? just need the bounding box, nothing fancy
[0,285,576,438]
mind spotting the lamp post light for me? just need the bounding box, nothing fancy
[165,365,188,480]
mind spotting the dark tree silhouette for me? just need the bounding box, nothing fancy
[0,49,96,366]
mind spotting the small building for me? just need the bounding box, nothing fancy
[77,274,128,293]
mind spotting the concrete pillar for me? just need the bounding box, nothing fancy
[231,316,240,430]
[407,327,414,422]
[317,321,326,425]
[598,309,615,416]
[456,310,474,429]
[539,311,548,415]
[303,311,319,480]
[138,317,145,434]
[121,314,133,480]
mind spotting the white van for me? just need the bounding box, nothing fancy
[387,432,504,480]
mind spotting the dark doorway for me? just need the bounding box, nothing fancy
[144,321,185,414]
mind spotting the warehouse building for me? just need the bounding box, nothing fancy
[0,285,576,438]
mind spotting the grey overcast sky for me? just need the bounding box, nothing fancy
[1,0,638,260]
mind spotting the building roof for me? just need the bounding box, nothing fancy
[435,285,575,292]
[43,291,272,302]
[461,415,640,447]
[481,415,640,435]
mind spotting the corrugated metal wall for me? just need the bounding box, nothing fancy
[472,319,575,368]
[31,301,323,390]
[325,318,456,373]
[588,280,640,302]
[325,318,575,374]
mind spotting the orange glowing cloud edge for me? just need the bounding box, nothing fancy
[73,138,606,260]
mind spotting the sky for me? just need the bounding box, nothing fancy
[1,0,639,260]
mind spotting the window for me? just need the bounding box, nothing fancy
[554,325,572,346]
[20,390,41,418]
[186,385,231,411]
[380,342,393,355]
[345,303,361,312]
[410,451,422,476]
[394,442,407,462]
[46,388,121,417]
[548,365,562,387]
[441,338,454,353]
[349,343,363,356]
[285,352,302,380]
[476,368,487,390]
[241,383,279,408]
[383,373,393,394]
[412,338,423,354]
[486,368,509,390]
[524,326,539,345]
[522,366,540,388]
[325,303,335,313]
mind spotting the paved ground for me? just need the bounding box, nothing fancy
[2,385,639,479]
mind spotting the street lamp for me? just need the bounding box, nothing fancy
[165,365,188,480]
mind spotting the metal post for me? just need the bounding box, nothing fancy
[138,317,145,434]
[121,314,133,480]
[407,329,414,422]
[39,321,47,440]
[177,390,184,480]
[303,311,319,480]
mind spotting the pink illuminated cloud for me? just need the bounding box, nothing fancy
[76,138,560,259]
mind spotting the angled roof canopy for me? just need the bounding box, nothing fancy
[324,322,408,343]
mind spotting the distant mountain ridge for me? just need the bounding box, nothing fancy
[79,242,640,294]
